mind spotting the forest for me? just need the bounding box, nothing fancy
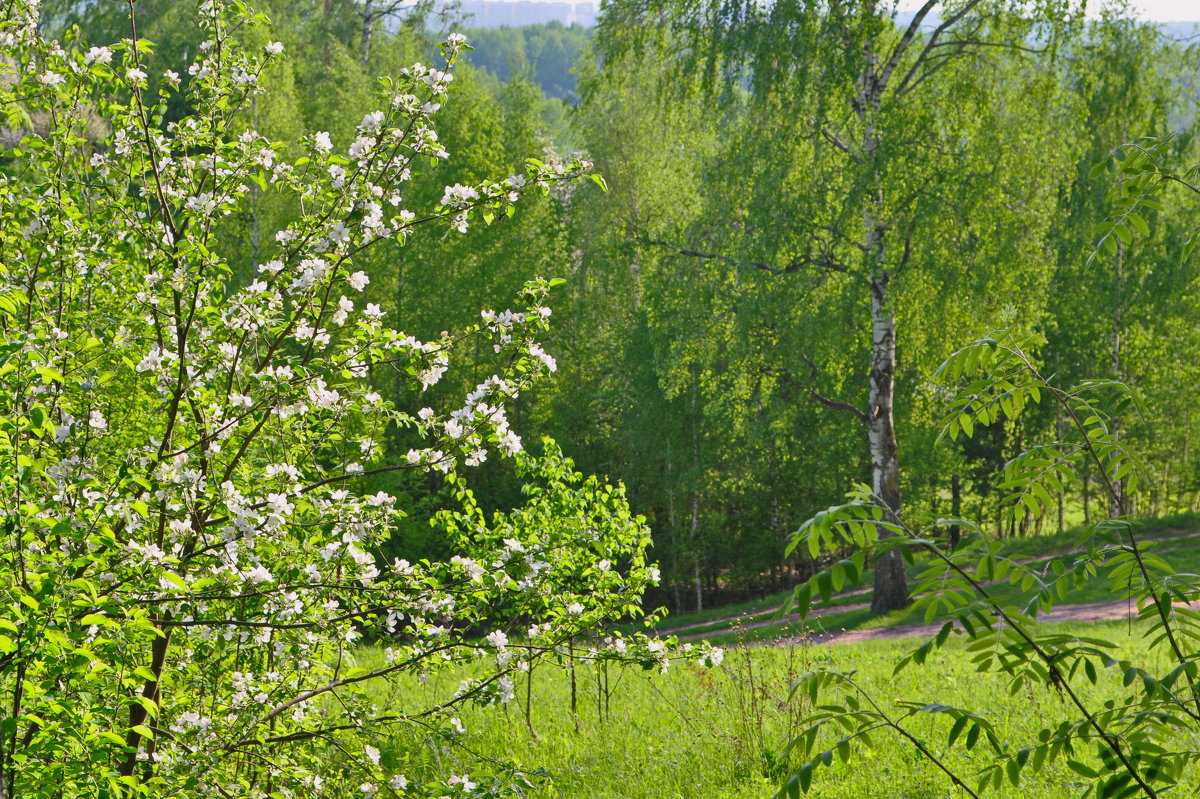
[38,0,1200,615]
[4,0,1200,797]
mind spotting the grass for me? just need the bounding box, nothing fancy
[356,620,1199,798]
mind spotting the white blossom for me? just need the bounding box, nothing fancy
[347,271,369,291]
[85,46,112,65]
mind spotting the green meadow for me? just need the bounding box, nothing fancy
[345,617,1194,798]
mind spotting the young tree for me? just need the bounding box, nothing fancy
[0,3,696,796]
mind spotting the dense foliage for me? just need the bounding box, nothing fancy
[787,321,1200,798]
[20,0,1200,619]
[6,0,1200,796]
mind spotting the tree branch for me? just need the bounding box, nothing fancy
[810,389,869,423]
[893,0,987,96]
[878,0,940,92]
[643,237,849,276]
[796,353,868,423]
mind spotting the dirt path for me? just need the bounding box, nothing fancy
[792,598,1182,646]
[663,529,1200,642]
[679,597,1149,645]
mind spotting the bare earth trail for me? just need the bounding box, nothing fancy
[667,529,1200,645]
[799,598,1154,646]
[680,595,1180,646]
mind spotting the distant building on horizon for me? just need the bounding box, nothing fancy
[451,0,597,28]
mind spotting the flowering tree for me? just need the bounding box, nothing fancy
[0,2,701,796]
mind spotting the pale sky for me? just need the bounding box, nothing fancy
[1125,0,1200,20]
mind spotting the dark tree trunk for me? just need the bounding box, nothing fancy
[867,271,909,614]
[949,473,962,550]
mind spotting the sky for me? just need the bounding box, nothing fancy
[1124,0,1200,19]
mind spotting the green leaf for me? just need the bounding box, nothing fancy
[816,571,833,603]
[947,715,969,747]
[794,582,813,619]
[965,723,981,750]
[1128,211,1149,236]
[133,666,158,682]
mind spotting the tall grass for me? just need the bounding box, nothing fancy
[345,621,1193,798]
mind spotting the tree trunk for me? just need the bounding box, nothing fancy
[666,435,681,611]
[1110,242,1124,517]
[949,473,961,549]
[691,492,703,612]
[359,0,375,68]
[861,78,909,614]
[689,368,703,612]
[867,274,909,613]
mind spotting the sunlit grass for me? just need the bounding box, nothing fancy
[355,621,1196,798]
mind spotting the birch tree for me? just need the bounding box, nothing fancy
[598,0,1083,612]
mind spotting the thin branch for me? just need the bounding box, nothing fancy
[893,230,913,278]
[810,389,869,423]
[644,237,849,276]
[893,0,987,97]
[878,0,940,92]
[797,353,868,423]
[818,123,856,158]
